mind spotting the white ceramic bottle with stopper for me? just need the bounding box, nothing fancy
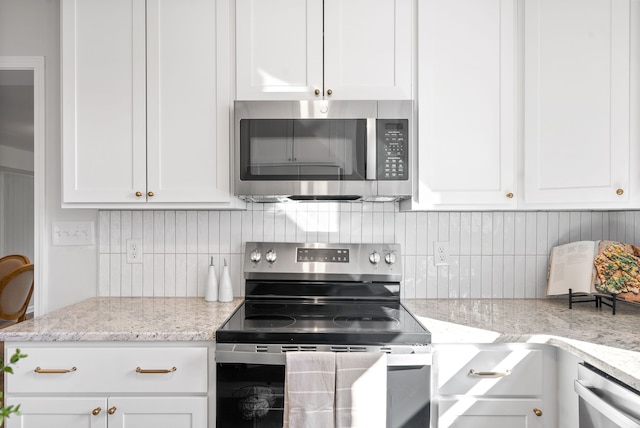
[204,257,218,302]
[218,258,233,302]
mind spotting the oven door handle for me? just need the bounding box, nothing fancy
[574,380,640,428]
[216,351,432,367]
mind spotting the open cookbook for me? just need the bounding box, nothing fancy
[546,240,640,303]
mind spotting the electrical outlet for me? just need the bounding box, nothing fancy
[434,241,449,266]
[126,239,143,264]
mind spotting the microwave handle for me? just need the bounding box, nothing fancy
[366,118,377,180]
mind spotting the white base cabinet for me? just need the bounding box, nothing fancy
[5,396,206,428]
[433,344,557,428]
[3,343,210,428]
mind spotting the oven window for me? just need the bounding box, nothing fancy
[217,363,285,427]
[239,119,367,181]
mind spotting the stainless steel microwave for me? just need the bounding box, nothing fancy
[234,100,413,202]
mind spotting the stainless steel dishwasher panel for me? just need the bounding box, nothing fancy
[575,363,640,428]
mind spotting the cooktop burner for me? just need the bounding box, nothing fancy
[216,299,430,345]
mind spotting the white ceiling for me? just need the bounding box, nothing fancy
[0,70,34,153]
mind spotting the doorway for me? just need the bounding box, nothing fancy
[0,57,45,316]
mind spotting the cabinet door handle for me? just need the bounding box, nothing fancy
[314,89,320,95]
[108,406,117,415]
[326,89,333,95]
[506,192,514,198]
[147,191,154,197]
[617,188,624,195]
[135,366,177,374]
[34,366,77,374]
[533,408,543,417]
[469,369,511,377]
[92,407,102,416]
[135,191,142,197]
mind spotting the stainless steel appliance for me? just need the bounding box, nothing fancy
[575,363,640,427]
[234,100,412,202]
[215,242,431,428]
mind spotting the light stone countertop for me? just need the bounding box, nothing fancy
[404,298,640,391]
[0,297,243,341]
[0,296,639,390]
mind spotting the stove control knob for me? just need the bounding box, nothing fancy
[265,249,277,263]
[369,251,381,265]
[385,252,397,265]
[250,249,262,263]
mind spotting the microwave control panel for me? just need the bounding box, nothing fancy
[377,119,409,180]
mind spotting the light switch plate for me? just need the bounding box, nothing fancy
[52,221,95,246]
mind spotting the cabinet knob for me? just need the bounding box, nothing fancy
[108,406,117,415]
[616,188,624,195]
[326,89,333,95]
[314,89,320,95]
[147,191,154,197]
[533,408,543,417]
[92,407,102,416]
[506,192,514,199]
[135,191,142,197]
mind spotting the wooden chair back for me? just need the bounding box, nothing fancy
[0,263,34,323]
[0,254,31,280]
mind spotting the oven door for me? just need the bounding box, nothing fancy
[216,347,431,428]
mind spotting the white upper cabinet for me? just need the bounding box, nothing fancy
[62,0,236,207]
[62,0,147,204]
[235,0,412,100]
[410,0,517,210]
[523,0,631,208]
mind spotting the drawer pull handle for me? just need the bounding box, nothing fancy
[469,369,512,377]
[92,407,102,416]
[108,406,117,415]
[34,366,77,374]
[533,408,543,417]
[135,366,177,374]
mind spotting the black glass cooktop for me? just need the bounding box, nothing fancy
[215,300,431,345]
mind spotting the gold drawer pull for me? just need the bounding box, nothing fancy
[108,406,117,415]
[92,407,102,416]
[469,369,512,377]
[135,366,177,374]
[34,366,77,374]
[533,408,543,417]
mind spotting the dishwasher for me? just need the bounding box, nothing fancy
[574,363,640,428]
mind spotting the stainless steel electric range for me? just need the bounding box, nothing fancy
[215,242,432,428]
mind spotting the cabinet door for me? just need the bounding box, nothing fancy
[236,0,324,100]
[438,399,545,428]
[4,397,107,428]
[414,0,516,209]
[61,0,147,204]
[324,0,412,100]
[523,0,631,206]
[108,396,207,428]
[146,0,231,203]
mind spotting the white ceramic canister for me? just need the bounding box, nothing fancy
[218,259,233,302]
[204,257,218,302]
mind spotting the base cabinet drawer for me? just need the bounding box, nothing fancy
[6,346,207,394]
[436,345,543,396]
[4,396,207,428]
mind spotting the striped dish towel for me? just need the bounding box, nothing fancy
[335,352,387,428]
[283,352,336,428]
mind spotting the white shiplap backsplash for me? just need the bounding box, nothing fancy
[98,203,637,299]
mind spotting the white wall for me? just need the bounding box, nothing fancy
[0,0,97,314]
[0,171,34,260]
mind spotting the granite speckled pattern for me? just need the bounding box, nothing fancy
[0,297,243,341]
[404,298,640,391]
